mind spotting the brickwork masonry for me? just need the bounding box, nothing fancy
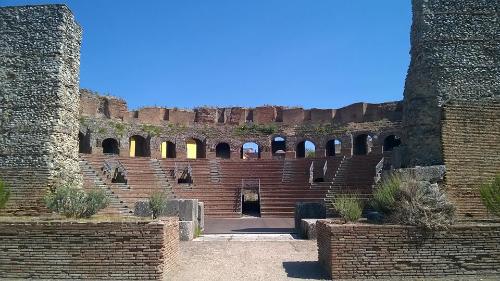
[0,217,179,280]
[317,221,500,280]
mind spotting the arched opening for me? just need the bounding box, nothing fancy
[271,136,286,154]
[161,141,176,158]
[326,139,341,157]
[129,135,149,157]
[383,135,401,152]
[102,138,120,155]
[354,134,372,155]
[216,143,231,159]
[241,142,260,159]
[186,138,205,159]
[296,140,316,158]
[78,132,91,154]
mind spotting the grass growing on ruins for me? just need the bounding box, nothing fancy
[372,174,455,230]
[332,195,363,223]
[0,178,10,209]
[372,174,402,214]
[149,191,169,219]
[142,124,163,136]
[44,184,109,219]
[480,175,500,217]
[233,123,278,136]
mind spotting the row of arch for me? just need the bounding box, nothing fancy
[80,133,401,159]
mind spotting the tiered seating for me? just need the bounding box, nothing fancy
[80,154,168,213]
[160,159,241,218]
[79,154,382,219]
[325,155,383,213]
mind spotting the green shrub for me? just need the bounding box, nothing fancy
[149,191,168,219]
[480,175,500,217]
[371,174,402,214]
[194,226,203,238]
[0,179,10,209]
[393,179,455,230]
[44,184,109,218]
[333,195,363,222]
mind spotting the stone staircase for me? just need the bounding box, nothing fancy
[150,158,175,197]
[324,155,383,215]
[79,158,132,216]
[209,159,222,184]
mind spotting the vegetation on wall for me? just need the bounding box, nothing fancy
[112,122,127,137]
[0,178,10,209]
[372,174,455,230]
[44,184,109,218]
[142,124,163,137]
[332,195,363,222]
[480,175,500,217]
[233,123,278,136]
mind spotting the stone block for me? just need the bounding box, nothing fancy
[134,201,152,217]
[282,108,304,124]
[294,202,326,232]
[179,221,194,241]
[198,202,205,231]
[300,219,326,240]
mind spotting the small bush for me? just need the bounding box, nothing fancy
[393,179,455,230]
[194,226,203,238]
[149,191,168,219]
[333,195,363,223]
[44,184,109,218]
[372,174,402,214]
[480,175,500,217]
[0,179,10,209]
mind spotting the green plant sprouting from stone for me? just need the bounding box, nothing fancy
[233,123,278,136]
[479,174,500,217]
[142,124,163,137]
[0,178,10,209]
[44,183,109,218]
[149,191,168,219]
[113,122,127,137]
[332,195,363,223]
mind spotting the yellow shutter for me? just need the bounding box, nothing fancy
[129,138,136,157]
[186,140,197,159]
[161,142,167,158]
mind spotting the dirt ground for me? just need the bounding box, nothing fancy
[170,236,329,281]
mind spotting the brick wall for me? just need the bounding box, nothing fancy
[442,101,500,219]
[317,221,500,280]
[0,218,179,280]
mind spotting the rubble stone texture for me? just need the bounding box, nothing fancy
[0,5,82,215]
[402,0,500,167]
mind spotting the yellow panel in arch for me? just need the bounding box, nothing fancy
[129,138,136,157]
[161,142,167,159]
[186,139,197,159]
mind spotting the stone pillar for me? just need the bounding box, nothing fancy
[0,5,82,215]
[401,0,499,167]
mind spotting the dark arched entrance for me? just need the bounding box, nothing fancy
[383,135,401,152]
[271,136,286,155]
[102,138,119,155]
[354,134,371,155]
[326,139,341,157]
[78,132,91,154]
[216,143,231,159]
[296,140,315,158]
[130,135,150,157]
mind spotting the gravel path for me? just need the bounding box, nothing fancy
[171,237,329,281]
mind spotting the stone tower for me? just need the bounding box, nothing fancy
[401,0,499,167]
[0,5,82,215]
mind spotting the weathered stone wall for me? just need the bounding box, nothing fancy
[0,218,179,280]
[401,0,500,167]
[442,101,500,219]
[0,5,82,215]
[317,221,500,280]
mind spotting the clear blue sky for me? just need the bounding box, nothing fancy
[3,0,412,109]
